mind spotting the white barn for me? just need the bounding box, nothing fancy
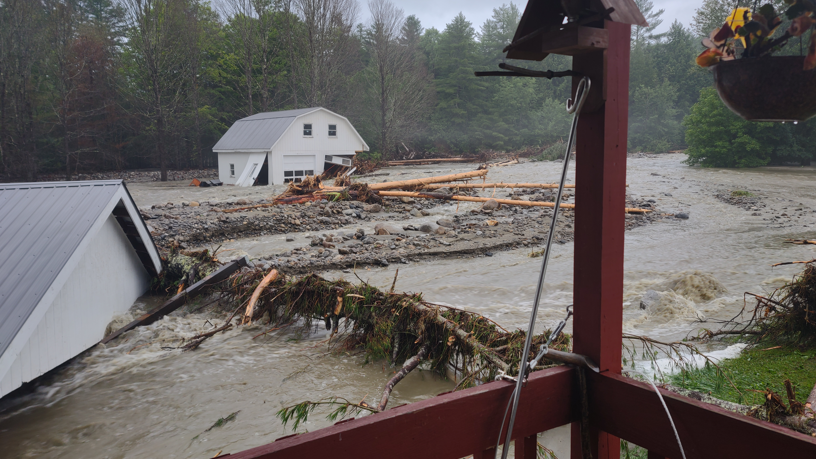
[213,107,369,186]
[0,180,162,398]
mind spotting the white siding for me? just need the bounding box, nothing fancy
[0,214,151,398]
[269,110,366,185]
[218,152,252,185]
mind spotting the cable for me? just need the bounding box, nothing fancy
[494,76,591,459]
[624,370,687,459]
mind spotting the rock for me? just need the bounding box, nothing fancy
[437,218,455,228]
[237,198,249,205]
[362,236,375,245]
[189,201,200,207]
[752,212,762,216]
[674,212,689,219]
[420,209,431,216]
[181,201,189,207]
[378,259,389,266]
[485,252,494,257]
[434,226,448,235]
[343,209,356,216]
[400,196,415,204]
[639,290,661,310]
[320,250,332,258]
[286,235,295,242]
[419,222,439,233]
[310,237,322,246]
[364,204,382,213]
[319,217,332,224]
[374,223,403,235]
[482,199,500,211]
[410,209,422,217]
[339,248,351,255]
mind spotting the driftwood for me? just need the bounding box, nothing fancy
[243,269,279,324]
[377,343,431,411]
[421,182,576,190]
[376,191,652,214]
[785,239,816,245]
[772,259,816,267]
[366,169,487,190]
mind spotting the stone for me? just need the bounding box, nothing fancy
[639,290,662,310]
[339,248,351,255]
[237,198,249,205]
[343,209,356,216]
[399,196,415,204]
[419,222,439,233]
[364,204,382,213]
[410,209,422,217]
[378,259,389,267]
[181,201,189,207]
[482,199,500,211]
[420,209,431,216]
[319,217,332,224]
[437,218,455,228]
[675,212,689,219]
[374,223,403,235]
[189,201,200,207]
[286,235,295,242]
[434,226,448,235]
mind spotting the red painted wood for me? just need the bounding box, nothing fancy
[226,366,577,459]
[570,20,631,459]
[474,446,497,459]
[647,451,667,459]
[589,371,816,458]
[514,434,537,459]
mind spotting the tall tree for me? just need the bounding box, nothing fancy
[122,0,196,180]
[362,0,432,159]
[288,0,359,108]
[632,0,665,44]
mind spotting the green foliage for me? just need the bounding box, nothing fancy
[671,346,816,406]
[684,87,812,167]
[731,190,753,197]
[536,141,566,162]
[629,81,680,152]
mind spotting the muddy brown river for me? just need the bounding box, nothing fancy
[1,154,815,458]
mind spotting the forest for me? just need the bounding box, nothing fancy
[1,0,815,181]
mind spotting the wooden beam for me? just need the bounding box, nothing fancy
[589,372,816,458]
[539,27,609,56]
[224,366,577,459]
[570,20,631,459]
[99,256,252,344]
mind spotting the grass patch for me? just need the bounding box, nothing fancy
[535,141,566,161]
[671,345,816,405]
[731,190,754,197]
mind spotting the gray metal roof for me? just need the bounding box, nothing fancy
[0,180,160,359]
[212,107,321,151]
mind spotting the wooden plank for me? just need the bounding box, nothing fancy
[646,452,666,459]
[225,366,577,459]
[99,256,251,345]
[570,20,631,459]
[474,446,497,459]
[539,27,609,56]
[589,371,816,458]
[515,435,537,459]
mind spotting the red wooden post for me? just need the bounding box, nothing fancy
[570,19,631,459]
[514,435,537,459]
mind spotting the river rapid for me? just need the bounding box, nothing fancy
[1,154,815,458]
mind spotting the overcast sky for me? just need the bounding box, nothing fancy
[386,0,696,36]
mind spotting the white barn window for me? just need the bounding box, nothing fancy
[303,123,312,136]
[328,124,337,137]
[229,164,235,177]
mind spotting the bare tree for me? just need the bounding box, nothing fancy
[288,0,359,108]
[364,0,432,160]
[121,0,194,181]
[0,0,44,180]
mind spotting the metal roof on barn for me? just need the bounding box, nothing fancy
[212,107,321,152]
[0,180,161,359]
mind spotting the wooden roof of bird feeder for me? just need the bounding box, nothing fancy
[505,0,647,61]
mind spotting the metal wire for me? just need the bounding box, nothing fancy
[494,76,591,459]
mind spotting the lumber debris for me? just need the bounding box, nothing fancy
[376,190,651,214]
[242,269,279,324]
[99,255,252,344]
[785,239,816,245]
[366,169,487,190]
[386,158,471,166]
[421,182,576,190]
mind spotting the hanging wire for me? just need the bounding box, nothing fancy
[493,76,591,459]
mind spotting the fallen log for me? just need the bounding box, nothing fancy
[377,343,431,411]
[785,239,816,245]
[242,269,279,324]
[387,158,470,165]
[421,182,576,190]
[100,256,253,344]
[375,190,652,214]
[367,169,487,190]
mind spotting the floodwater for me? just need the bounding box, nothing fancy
[1,154,815,458]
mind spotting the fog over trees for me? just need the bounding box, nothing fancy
[0,0,813,180]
